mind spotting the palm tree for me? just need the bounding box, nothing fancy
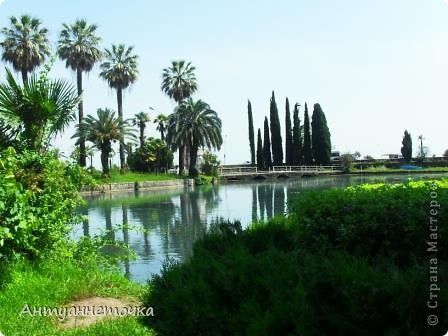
[0,68,79,151]
[167,98,222,176]
[153,113,168,141]
[85,145,96,169]
[99,44,138,171]
[161,60,197,174]
[57,19,102,167]
[133,111,150,148]
[0,15,51,83]
[72,108,136,176]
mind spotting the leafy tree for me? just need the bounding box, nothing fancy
[200,150,221,177]
[341,153,354,173]
[153,113,168,141]
[57,19,102,167]
[400,130,412,162]
[284,98,293,165]
[99,44,138,171]
[166,98,222,177]
[247,100,255,166]
[0,15,51,83]
[311,103,331,165]
[444,149,448,158]
[269,91,283,165]
[73,108,136,176]
[128,137,173,173]
[263,117,272,169]
[133,111,150,148]
[256,128,264,170]
[161,60,197,174]
[292,103,302,165]
[0,68,79,151]
[302,103,313,165]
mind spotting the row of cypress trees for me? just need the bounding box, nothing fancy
[248,91,332,170]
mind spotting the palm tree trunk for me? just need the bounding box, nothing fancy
[21,69,28,84]
[189,144,199,177]
[161,127,165,141]
[116,88,126,172]
[77,68,87,167]
[178,144,185,175]
[101,145,110,176]
[139,124,145,148]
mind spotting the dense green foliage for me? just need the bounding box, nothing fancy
[144,179,448,335]
[0,15,51,83]
[127,137,173,173]
[302,103,313,164]
[284,97,293,165]
[269,91,283,165]
[292,103,302,165]
[57,19,102,167]
[401,129,413,162]
[311,103,331,165]
[247,100,255,166]
[341,152,354,172]
[0,66,80,151]
[256,128,264,170]
[0,148,92,262]
[263,117,272,169]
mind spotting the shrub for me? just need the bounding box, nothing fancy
[0,148,85,261]
[194,175,215,185]
[340,153,354,172]
[290,179,448,266]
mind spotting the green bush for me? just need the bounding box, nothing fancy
[143,180,448,335]
[290,179,448,266]
[128,137,173,173]
[194,174,215,185]
[200,150,221,177]
[0,148,85,262]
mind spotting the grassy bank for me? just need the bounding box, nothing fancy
[94,171,181,184]
[0,256,152,336]
[352,165,448,173]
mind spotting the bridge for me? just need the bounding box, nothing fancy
[219,165,342,182]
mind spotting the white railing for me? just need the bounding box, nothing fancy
[219,165,342,176]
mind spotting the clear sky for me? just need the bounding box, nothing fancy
[1,0,447,165]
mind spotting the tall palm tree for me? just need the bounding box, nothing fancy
[133,111,150,148]
[167,98,222,176]
[0,15,51,83]
[153,113,168,141]
[72,108,136,176]
[0,68,79,151]
[161,60,197,174]
[57,19,102,167]
[99,44,138,172]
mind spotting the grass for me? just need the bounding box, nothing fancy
[95,171,181,184]
[352,165,448,173]
[0,256,153,336]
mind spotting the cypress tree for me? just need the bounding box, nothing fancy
[247,100,255,166]
[269,91,283,165]
[302,103,313,165]
[263,117,272,169]
[311,103,331,165]
[285,98,293,165]
[256,128,264,170]
[401,130,412,162]
[292,103,302,165]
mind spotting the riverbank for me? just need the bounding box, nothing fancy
[81,178,195,195]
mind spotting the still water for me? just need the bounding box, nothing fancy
[74,173,447,283]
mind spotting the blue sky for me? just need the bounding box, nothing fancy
[1,0,447,165]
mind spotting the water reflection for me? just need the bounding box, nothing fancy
[74,173,447,282]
